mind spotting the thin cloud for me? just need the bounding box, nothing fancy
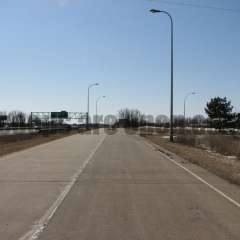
[53,0,70,7]
[50,0,81,8]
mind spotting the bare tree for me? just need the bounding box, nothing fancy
[8,111,26,127]
[173,115,185,127]
[192,115,206,127]
[0,111,7,127]
[118,108,145,127]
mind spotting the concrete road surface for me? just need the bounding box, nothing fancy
[0,130,240,240]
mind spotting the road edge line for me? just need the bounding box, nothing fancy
[19,135,106,240]
[143,139,240,209]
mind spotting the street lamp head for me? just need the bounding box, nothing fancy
[150,9,162,14]
[89,83,100,89]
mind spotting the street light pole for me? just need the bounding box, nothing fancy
[184,92,196,127]
[150,9,174,142]
[87,83,99,129]
[96,96,106,125]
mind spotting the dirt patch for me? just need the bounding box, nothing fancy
[0,130,83,157]
[142,134,240,185]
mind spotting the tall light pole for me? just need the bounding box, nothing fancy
[87,83,99,129]
[150,9,174,142]
[96,96,106,125]
[184,92,196,127]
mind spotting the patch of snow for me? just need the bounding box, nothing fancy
[161,136,169,139]
[225,156,237,159]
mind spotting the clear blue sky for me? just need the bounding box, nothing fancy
[0,0,239,118]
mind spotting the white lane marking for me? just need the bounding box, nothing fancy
[144,140,240,209]
[19,135,106,240]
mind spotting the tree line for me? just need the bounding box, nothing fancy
[0,96,239,129]
[117,96,240,129]
[0,111,65,128]
[0,111,28,128]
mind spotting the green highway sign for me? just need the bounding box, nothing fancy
[51,111,68,119]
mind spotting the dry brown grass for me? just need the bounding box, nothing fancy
[142,134,240,185]
[175,133,240,159]
[206,135,240,159]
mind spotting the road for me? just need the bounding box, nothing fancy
[0,129,240,240]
